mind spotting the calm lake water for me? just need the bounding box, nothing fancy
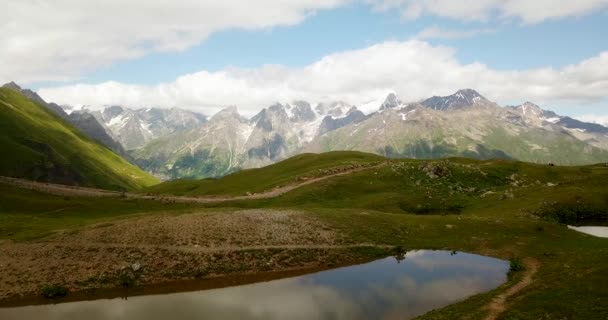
[0,250,508,320]
[568,226,608,238]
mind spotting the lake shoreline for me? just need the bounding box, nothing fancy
[0,251,511,320]
[0,242,390,307]
[0,261,362,308]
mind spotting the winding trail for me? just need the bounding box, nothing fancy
[484,258,540,320]
[0,163,385,203]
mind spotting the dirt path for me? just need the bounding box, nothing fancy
[0,176,119,197]
[0,163,384,202]
[32,241,391,253]
[484,258,540,320]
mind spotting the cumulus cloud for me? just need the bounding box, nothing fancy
[38,40,608,116]
[0,0,347,84]
[413,25,494,40]
[576,115,608,127]
[3,1,607,85]
[368,0,608,23]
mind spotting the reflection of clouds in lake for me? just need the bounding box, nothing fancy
[0,251,508,320]
[407,251,508,275]
[355,275,497,320]
[1,279,361,320]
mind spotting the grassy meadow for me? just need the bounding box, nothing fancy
[0,151,607,319]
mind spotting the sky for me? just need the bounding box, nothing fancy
[2,0,608,123]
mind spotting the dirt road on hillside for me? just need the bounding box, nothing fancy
[0,163,384,202]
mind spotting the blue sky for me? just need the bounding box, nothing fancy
[82,5,608,84]
[3,1,607,121]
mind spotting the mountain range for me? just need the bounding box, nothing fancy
[4,82,608,181]
[124,89,608,179]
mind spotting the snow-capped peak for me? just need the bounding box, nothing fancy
[315,101,356,119]
[421,89,487,111]
[379,93,401,111]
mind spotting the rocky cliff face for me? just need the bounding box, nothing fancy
[92,106,207,150]
[132,100,369,179]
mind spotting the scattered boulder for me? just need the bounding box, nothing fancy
[501,191,515,200]
[131,263,141,272]
[480,191,496,198]
[419,162,451,179]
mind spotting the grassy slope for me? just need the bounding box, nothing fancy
[0,184,200,241]
[143,151,383,196]
[1,152,607,319]
[0,87,158,190]
[146,152,608,319]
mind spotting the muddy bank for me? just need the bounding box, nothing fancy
[0,210,390,304]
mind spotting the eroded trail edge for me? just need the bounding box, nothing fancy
[484,258,540,320]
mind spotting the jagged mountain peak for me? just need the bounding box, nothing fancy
[102,105,126,120]
[286,101,316,122]
[316,101,357,119]
[213,106,241,118]
[421,89,488,111]
[456,88,483,98]
[2,81,22,91]
[508,102,608,134]
[509,102,556,122]
[379,93,401,111]
[268,103,286,112]
[516,102,545,115]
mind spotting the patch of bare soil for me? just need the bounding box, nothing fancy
[0,176,118,197]
[51,209,341,247]
[0,210,383,302]
[484,258,540,320]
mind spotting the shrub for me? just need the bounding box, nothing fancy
[393,246,406,263]
[118,273,135,288]
[534,201,607,225]
[400,202,465,215]
[41,285,68,299]
[446,203,465,214]
[509,257,525,272]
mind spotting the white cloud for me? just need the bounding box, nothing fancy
[3,1,607,85]
[368,0,608,23]
[576,115,608,127]
[38,40,608,117]
[413,25,494,40]
[0,0,347,84]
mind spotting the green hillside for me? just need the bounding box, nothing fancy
[0,87,158,190]
[148,152,608,226]
[144,151,383,195]
[1,152,607,319]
